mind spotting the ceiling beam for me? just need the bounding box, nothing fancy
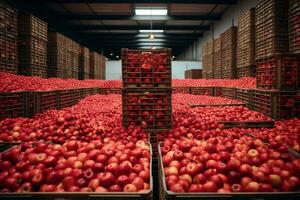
[61,14,221,21]
[10,0,237,4]
[85,38,195,42]
[79,33,202,38]
[69,25,210,31]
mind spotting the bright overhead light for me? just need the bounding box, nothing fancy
[110,53,113,56]
[116,56,119,59]
[135,9,168,16]
[139,30,164,33]
[152,47,157,50]
[149,34,155,39]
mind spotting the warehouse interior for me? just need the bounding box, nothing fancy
[0,0,299,199]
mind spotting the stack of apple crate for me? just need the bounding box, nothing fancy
[89,51,106,79]
[213,36,222,79]
[237,8,256,78]
[65,37,73,78]
[184,69,202,79]
[72,41,80,79]
[121,48,172,159]
[99,54,106,80]
[202,40,213,79]
[253,0,300,119]
[0,2,17,74]
[289,0,300,56]
[18,12,48,78]
[201,42,208,78]
[221,26,237,79]
[47,32,67,78]
[79,47,90,80]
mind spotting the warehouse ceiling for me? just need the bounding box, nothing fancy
[6,0,237,59]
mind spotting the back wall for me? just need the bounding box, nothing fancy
[106,60,201,80]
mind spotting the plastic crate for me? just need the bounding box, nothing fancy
[122,88,172,129]
[172,87,191,94]
[190,87,214,96]
[235,88,254,107]
[253,89,300,119]
[122,48,172,88]
[289,0,300,55]
[0,143,153,200]
[157,143,300,200]
[0,92,34,119]
[256,55,299,90]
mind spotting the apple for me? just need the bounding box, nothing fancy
[245,181,259,192]
[203,181,218,192]
[131,177,144,191]
[269,174,282,188]
[123,184,138,192]
[170,183,185,193]
[99,172,116,188]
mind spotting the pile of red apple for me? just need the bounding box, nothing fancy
[0,140,151,192]
[124,52,170,86]
[0,72,121,92]
[172,77,256,88]
[0,72,257,93]
[161,136,300,193]
[173,94,244,109]
[0,94,147,143]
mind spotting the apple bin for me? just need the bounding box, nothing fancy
[158,143,300,200]
[0,141,153,199]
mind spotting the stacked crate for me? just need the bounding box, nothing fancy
[184,69,202,79]
[89,51,105,79]
[202,40,213,79]
[289,0,300,55]
[79,47,90,80]
[0,2,17,74]
[237,8,256,78]
[47,32,66,78]
[99,54,106,80]
[72,41,80,79]
[201,42,208,78]
[65,37,73,78]
[221,26,237,79]
[122,48,172,130]
[252,0,300,119]
[206,40,214,78]
[213,36,222,78]
[255,0,289,61]
[18,12,47,77]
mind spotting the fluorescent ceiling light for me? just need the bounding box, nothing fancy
[139,30,164,33]
[135,9,168,16]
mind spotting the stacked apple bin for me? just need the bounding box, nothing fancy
[253,0,300,119]
[121,48,172,199]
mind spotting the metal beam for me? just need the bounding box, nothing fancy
[61,14,221,21]
[10,0,237,4]
[69,25,210,31]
